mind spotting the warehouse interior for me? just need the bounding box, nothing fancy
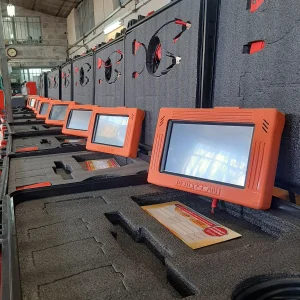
[0,0,300,299]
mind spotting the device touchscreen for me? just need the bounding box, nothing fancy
[162,122,254,187]
[49,105,68,120]
[67,110,92,131]
[39,103,49,115]
[92,115,129,147]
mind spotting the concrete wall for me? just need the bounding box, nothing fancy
[6,5,68,68]
[67,0,171,57]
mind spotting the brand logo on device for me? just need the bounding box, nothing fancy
[100,147,114,154]
[175,180,220,196]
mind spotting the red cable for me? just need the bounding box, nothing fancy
[211,198,219,214]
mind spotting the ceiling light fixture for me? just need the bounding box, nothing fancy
[103,20,122,34]
[7,4,15,17]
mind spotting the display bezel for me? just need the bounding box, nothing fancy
[86,107,145,158]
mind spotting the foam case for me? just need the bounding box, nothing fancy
[73,53,94,104]
[10,105,42,124]
[61,61,73,101]
[7,184,300,300]
[8,134,86,154]
[8,151,148,194]
[6,0,219,201]
[94,36,125,107]
[9,118,44,126]
[47,68,61,100]
[12,111,35,120]
[8,123,62,137]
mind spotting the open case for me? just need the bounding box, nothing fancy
[72,52,94,105]
[8,102,90,154]
[8,99,69,137]
[7,106,148,194]
[47,67,61,100]
[5,184,300,300]
[12,96,38,120]
[10,97,45,125]
[1,1,221,299]
[4,0,300,300]
[4,113,300,299]
[10,96,40,125]
[94,35,124,107]
[61,60,73,101]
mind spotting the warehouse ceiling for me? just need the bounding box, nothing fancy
[3,0,82,18]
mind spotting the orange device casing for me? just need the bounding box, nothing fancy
[35,99,43,115]
[62,104,96,138]
[27,95,39,109]
[86,107,145,158]
[45,100,74,126]
[35,97,49,114]
[33,98,41,114]
[148,107,285,210]
[36,98,54,119]
[26,96,32,108]
[26,97,31,108]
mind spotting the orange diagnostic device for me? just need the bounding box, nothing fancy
[45,100,74,126]
[36,98,53,119]
[62,104,95,138]
[33,98,42,114]
[86,107,145,158]
[26,97,31,108]
[148,107,285,210]
[27,96,39,109]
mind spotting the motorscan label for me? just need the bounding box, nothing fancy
[175,180,221,196]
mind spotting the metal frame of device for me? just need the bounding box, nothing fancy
[62,104,95,137]
[86,107,145,158]
[148,107,286,210]
[45,100,74,126]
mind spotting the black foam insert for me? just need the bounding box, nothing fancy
[94,38,124,107]
[13,185,300,300]
[61,62,73,101]
[39,73,48,98]
[124,0,205,146]
[72,54,94,105]
[47,68,61,100]
[213,0,300,188]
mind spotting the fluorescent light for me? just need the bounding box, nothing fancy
[103,21,122,34]
[7,4,15,17]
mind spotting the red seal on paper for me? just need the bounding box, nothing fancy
[204,226,228,237]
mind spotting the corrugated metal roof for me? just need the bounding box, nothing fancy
[7,0,81,18]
